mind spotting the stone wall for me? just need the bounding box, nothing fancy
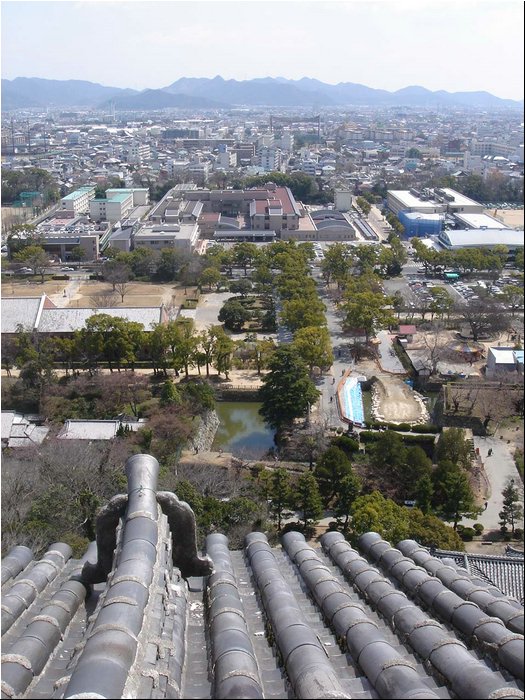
[190,409,220,453]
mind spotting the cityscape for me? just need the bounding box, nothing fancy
[1,2,524,699]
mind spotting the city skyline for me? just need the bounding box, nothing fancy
[1,0,524,101]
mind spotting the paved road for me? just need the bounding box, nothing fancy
[461,435,523,532]
[375,330,406,374]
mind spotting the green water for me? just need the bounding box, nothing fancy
[212,402,276,458]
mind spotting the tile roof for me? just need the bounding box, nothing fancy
[37,307,164,333]
[1,454,523,699]
[1,296,45,334]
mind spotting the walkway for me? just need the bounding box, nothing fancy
[461,435,523,533]
[376,330,406,374]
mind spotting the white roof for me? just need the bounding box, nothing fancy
[440,188,481,207]
[389,191,442,210]
[442,229,524,248]
[488,347,518,364]
[57,419,146,440]
[453,213,506,229]
[37,307,163,333]
[1,296,44,333]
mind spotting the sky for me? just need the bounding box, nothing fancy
[1,0,524,100]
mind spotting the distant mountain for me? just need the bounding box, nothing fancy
[2,75,523,111]
[99,89,228,110]
[2,77,138,110]
[163,76,335,107]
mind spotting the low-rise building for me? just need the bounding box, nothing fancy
[133,222,200,252]
[486,347,524,378]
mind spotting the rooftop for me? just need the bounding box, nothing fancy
[1,454,523,700]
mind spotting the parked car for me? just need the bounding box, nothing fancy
[60,266,74,271]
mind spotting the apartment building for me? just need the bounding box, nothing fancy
[127,142,151,165]
[60,186,96,216]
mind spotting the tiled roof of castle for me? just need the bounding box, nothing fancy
[1,455,523,699]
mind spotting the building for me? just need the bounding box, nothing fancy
[1,454,523,699]
[257,145,281,172]
[387,188,484,216]
[133,222,200,252]
[60,186,96,216]
[127,142,151,165]
[398,211,444,237]
[452,212,507,230]
[486,347,524,378]
[89,188,149,223]
[438,228,524,254]
[334,190,353,212]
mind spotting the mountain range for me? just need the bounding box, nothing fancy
[2,76,523,111]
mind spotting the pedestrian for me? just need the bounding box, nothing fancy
[484,501,488,510]
[341,369,344,376]
[330,396,333,403]
[488,448,493,457]
[332,377,335,384]
[337,349,341,357]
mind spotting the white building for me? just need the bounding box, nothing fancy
[89,188,149,223]
[486,347,524,378]
[334,190,353,212]
[258,146,281,172]
[60,186,96,216]
[127,142,151,165]
[133,222,200,252]
[387,188,484,216]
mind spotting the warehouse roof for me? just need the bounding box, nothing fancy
[1,454,523,700]
[440,228,524,248]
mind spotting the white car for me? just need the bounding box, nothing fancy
[61,266,74,271]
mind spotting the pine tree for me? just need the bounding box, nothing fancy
[499,481,523,536]
[295,472,323,532]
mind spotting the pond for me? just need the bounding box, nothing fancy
[212,401,276,459]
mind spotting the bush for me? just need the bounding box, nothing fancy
[461,527,475,541]
[412,424,439,434]
[359,431,381,443]
[331,435,360,454]
[52,275,70,280]
[401,434,436,445]
[473,523,484,535]
[513,528,523,541]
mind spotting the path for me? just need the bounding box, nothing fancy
[461,435,523,533]
[375,330,406,374]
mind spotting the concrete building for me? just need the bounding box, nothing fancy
[133,222,200,252]
[257,146,281,172]
[127,142,151,165]
[438,228,524,253]
[387,188,484,216]
[60,186,96,216]
[90,191,134,223]
[486,347,524,378]
[398,211,444,237]
[334,190,354,212]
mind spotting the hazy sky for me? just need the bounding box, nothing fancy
[2,0,524,100]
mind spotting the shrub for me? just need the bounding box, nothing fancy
[473,523,484,535]
[513,528,523,541]
[461,527,475,541]
[412,424,439,434]
[331,435,360,454]
[359,431,380,443]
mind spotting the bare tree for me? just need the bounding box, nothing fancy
[89,289,118,308]
[420,322,448,375]
[457,300,511,342]
[102,261,132,292]
[114,279,132,304]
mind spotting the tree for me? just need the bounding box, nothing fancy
[199,266,222,291]
[263,468,293,531]
[82,314,144,372]
[320,243,353,287]
[500,285,524,316]
[280,297,327,333]
[414,474,434,515]
[70,245,86,267]
[233,242,259,276]
[295,472,324,531]
[292,326,333,375]
[340,291,395,344]
[229,278,253,297]
[499,480,523,536]
[212,326,235,379]
[436,428,472,470]
[14,245,48,281]
[218,299,251,332]
[114,279,132,304]
[458,299,511,342]
[102,260,132,291]
[333,471,362,533]
[160,378,181,406]
[259,346,320,435]
[350,491,411,544]
[314,446,354,507]
[436,463,479,530]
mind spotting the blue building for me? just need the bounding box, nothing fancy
[398,211,444,237]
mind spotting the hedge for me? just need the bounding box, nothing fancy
[359,431,436,447]
[331,435,360,453]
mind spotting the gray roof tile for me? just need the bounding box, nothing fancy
[1,455,523,699]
